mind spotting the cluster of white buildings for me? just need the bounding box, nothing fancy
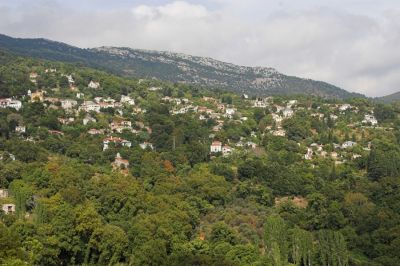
[172,105,198,115]
[162,96,190,105]
[304,140,364,163]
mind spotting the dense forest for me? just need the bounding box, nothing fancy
[1,49,400,266]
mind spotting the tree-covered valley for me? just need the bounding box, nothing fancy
[1,50,400,266]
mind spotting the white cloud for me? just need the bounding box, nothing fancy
[132,1,210,20]
[0,0,399,96]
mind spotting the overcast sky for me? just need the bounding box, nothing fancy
[0,0,399,96]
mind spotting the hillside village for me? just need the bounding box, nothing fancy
[0,64,391,184]
[0,67,385,168]
[1,51,400,265]
[0,65,390,213]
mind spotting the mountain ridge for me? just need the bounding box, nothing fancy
[376,91,400,103]
[0,33,364,99]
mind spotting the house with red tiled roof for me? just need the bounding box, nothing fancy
[103,137,131,150]
[210,141,222,153]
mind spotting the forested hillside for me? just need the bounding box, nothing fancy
[377,91,400,103]
[1,50,400,266]
[0,34,364,99]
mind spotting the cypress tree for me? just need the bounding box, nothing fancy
[264,215,289,264]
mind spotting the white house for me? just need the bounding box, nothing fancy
[339,104,352,112]
[79,101,101,113]
[172,107,189,115]
[253,97,269,108]
[67,75,74,84]
[362,114,378,126]
[333,143,341,149]
[113,153,129,168]
[174,98,183,105]
[120,95,135,105]
[330,114,338,120]
[0,189,8,198]
[61,99,78,110]
[199,114,207,121]
[235,141,244,147]
[58,117,75,125]
[212,124,223,132]
[246,141,257,149]
[139,142,154,150]
[83,115,96,125]
[99,102,116,109]
[88,81,100,89]
[225,108,236,116]
[342,141,357,149]
[8,99,22,110]
[103,137,132,150]
[275,105,285,113]
[29,72,38,84]
[87,128,103,135]
[311,113,325,119]
[210,141,222,153]
[305,148,313,160]
[272,129,286,137]
[272,114,283,123]
[45,68,57,73]
[222,145,232,157]
[161,96,172,102]
[63,74,74,85]
[0,99,22,111]
[148,87,162,91]
[94,97,103,103]
[110,120,132,133]
[282,108,294,118]
[15,125,26,133]
[2,203,15,214]
[103,97,116,104]
[253,100,268,108]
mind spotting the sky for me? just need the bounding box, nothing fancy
[0,0,399,97]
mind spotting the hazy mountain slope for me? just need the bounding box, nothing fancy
[0,33,364,99]
[376,91,400,103]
